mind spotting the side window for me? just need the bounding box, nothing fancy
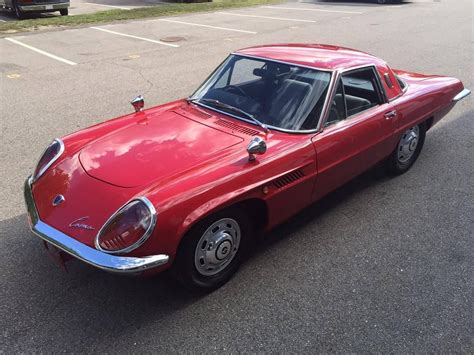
[229,58,263,85]
[341,68,383,117]
[325,80,346,126]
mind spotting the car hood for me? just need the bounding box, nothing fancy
[79,110,244,187]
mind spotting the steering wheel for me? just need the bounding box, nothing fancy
[225,85,251,99]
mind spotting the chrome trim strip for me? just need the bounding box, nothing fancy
[316,69,338,132]
[33,138,65,183]
[339,64,388,103]
[452,89,471,102]
[194,101,321,135]
[95,197,157,255]
[232,52,335,73]
[191,53,334,134]
[319,65,388,129]
[24,177,169,274]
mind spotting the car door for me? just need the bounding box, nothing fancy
[311,66,397,200]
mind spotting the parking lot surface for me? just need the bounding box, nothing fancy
[0,0,473,352]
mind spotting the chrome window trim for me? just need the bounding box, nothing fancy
[33,138,65,183]
[194,102,321,134]
[190,53,335,134]
[389,75,408,102]
[320,65,389,128]
[338,64,388,104]
[231,52,335,74]
[95,197,158,255]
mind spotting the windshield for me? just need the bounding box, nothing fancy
[191,55,332,131]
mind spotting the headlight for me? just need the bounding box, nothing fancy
[95,197,157,254]
[33,138,65,182]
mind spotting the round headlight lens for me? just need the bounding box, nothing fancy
[96,198,157,254]
[33,139,64,182]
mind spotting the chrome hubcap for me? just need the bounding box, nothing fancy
[194,218,241,276]
[397,126,419,163]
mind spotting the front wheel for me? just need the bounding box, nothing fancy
[387,122,426,175]
[59,8,68,16]
[174,209,251,291]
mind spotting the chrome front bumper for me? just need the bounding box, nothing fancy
[19,2,69,12]
[24,177,169,274]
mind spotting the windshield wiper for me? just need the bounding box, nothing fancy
[196,98,269,133]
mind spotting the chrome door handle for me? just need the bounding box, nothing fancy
[384,110,397,119]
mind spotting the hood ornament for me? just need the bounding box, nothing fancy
[69,217,95,231]
[52,195,65,206]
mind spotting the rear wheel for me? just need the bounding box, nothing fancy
[387,122,426,175]
[174,208,251,291]
[59,8,68,16]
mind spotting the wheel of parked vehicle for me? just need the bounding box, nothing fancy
[13,1,24,20]
[388,122,426,175]
[60,8,68,16]
[174,208,251,291]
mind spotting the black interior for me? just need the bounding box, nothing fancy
[326,68,382,126]
[200,60,331,131]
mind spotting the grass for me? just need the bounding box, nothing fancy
[0,0,283,34]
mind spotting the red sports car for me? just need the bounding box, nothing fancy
[25,44,470,290]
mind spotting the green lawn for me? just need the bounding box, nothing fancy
[0,0,282,34]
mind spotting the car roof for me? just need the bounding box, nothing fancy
[234,43,386,71]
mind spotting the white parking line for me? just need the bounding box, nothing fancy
[90,27,179,47]
[84,3,132,10]
[158,19,257,34]
[219,12,316,23]
[261,6,363,15]
[4,37,77,65]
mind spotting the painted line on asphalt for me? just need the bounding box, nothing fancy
[261,5,363,15]
[4,37,77,65]
[90,27,179,47]
[84,3,132,10]
[0,19,6,22]
[219,12,316,23]
[158,19,257,34]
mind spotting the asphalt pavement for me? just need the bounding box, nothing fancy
[0,0,473,352]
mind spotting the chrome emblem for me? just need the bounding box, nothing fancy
[69,216,95,231]
[52,195,65,206]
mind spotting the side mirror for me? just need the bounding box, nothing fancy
[247,137,267,161]
[131,95,144,112]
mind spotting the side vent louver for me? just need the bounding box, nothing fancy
[273,169,305,189]
[215,119,259,136]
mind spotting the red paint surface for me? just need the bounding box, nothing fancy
[31,44,467,274]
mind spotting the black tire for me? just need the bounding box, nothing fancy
[59,8,68,16]
[174,208,252,292]
[387,122,426,175]
[13,1,24,20]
